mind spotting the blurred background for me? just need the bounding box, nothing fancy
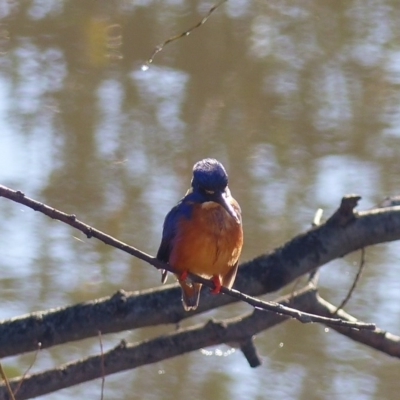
[1,0,400,398]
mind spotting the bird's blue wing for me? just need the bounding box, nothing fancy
[156,199,193,283]
[156,205,180,263]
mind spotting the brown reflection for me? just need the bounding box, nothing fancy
[1,0,400,399]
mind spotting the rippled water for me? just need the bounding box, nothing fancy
[1,1,400,399]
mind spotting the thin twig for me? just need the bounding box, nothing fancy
[0,362,15,400]
[13,342,41,396]
[0,184,375,330]
[0,184,164,270]
[333,248,366,314]
[143,0,227,68]
[213,280,374,329]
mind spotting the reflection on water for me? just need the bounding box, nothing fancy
[132,65,188,133]
[314,155,378,206]
[1,1,400,399]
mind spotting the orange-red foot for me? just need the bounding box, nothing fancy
[178,270,188,281]
[210,276,222,294]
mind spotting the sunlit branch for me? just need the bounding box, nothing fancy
[0,285,398,400]
[0,185,375,331]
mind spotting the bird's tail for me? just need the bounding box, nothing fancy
[180,282,202,311]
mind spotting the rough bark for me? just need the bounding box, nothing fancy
[1,186,400,398]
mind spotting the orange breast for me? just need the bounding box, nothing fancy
[169,200,243,278]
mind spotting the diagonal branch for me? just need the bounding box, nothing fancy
[333,247,366,314]
[144,0,227,67]
[0,185,163,270]
[304,293,400,357]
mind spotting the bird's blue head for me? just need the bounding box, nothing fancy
[191,158,228,192]
[190,158,240,223]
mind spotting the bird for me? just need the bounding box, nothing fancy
[156,158,243,311]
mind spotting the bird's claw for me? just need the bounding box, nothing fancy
[178,270,188,282]
[210,276,222,294]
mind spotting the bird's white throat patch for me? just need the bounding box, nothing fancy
[201,201,220,210]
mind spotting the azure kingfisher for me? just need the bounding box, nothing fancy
[156,158,243,311]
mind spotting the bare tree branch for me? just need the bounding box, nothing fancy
[1,185,400,398]
[1,285,398,400]
[0,186,399,358]
[0,186,393,359]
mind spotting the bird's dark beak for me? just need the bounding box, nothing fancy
[215,191,241,224]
